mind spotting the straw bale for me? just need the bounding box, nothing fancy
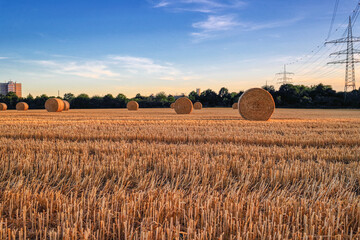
[127,101,139,111]
[45,98,64,112]
[0,103,7,111]
[16,102,29,111]
[174,97,193,114]
[63,100,70,111]
[238,88,275,121]
[232,103,238,109]
[194,102,202,110]
[170,103,175,109]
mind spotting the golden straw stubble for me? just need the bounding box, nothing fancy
[170,103,175,109]
[174,97,193,114]
[127,101,139,111]
[16,102,29,111]
[232,103,238,109]
[0,103,7,111]
[45,98,64,112]
[238,88,275,121]
[63,100,70,111]
[194,102,202,110]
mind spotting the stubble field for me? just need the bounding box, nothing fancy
[0,108,359,239]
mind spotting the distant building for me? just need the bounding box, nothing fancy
[196,88,201,95]
[0,81,22,97]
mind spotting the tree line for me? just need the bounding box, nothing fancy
[1,83,359,109]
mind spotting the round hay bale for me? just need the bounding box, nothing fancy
[127,101,139,111]
[194,102,202,110]
[170,103,175,109]
[45,98,64,112]
[238,88,275,121]
[63,100,70,111]
[0,103,7,111]
[174,97,193,114]
[232,103,238,109]
[16,102,29,111]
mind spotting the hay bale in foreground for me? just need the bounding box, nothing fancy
[174,97,193,114]
[16,102,29,111]
[127,101,139,111]
[170,103,175,109]
[232,103,238,109]
[45,98,64,112]
[63,100,70,111]
[0,103,7,111]
[238,88,275,121]
[194,102,202,110]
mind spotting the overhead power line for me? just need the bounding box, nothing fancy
[327,0,340,40]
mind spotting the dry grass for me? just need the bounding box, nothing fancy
[0,108,359,239]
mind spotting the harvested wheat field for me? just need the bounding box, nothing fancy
[0,108,359,239]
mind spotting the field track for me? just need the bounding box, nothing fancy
[0,108,360,239]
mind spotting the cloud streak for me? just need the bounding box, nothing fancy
[191,15,242,40]
[151,0,302,42]
[191,15,303,41]
[152,0,246,13]
[28,60,118,79]
[23,55,198,82]
[109,56,180,76]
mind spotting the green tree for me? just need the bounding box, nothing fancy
[64,93,75,102]
[3,92,19,109]
[72,94,90,108]
[188,91,199,102]
[167,95,175,103]
[155,92,167,102]
[218,87,231,106]
[135,93,144,99]
[103,94,116,108]
[26,94,34,100]
[200,89,218,107]
[90,96,103,108]
[116,93,127,108]
[262,85,276,94]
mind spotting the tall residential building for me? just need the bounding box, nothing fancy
[196,88,201,95]
[0,81,22,97]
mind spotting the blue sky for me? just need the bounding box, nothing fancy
[0,0,358,97]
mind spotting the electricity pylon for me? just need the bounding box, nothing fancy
[326,16,360,93]
[276,64,294,85]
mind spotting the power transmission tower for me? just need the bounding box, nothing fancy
[326,17,360,93]
[276,65,294,85]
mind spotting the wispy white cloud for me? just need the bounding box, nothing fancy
[0,57,9,60]
[191,15,243,40]
[192,15,242,31]
[247,17,303,31]
[152,0,246,13]
[28,60,118,79]
[109,56,180,75]
[22,55,199,82]
[191,15,303,41]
